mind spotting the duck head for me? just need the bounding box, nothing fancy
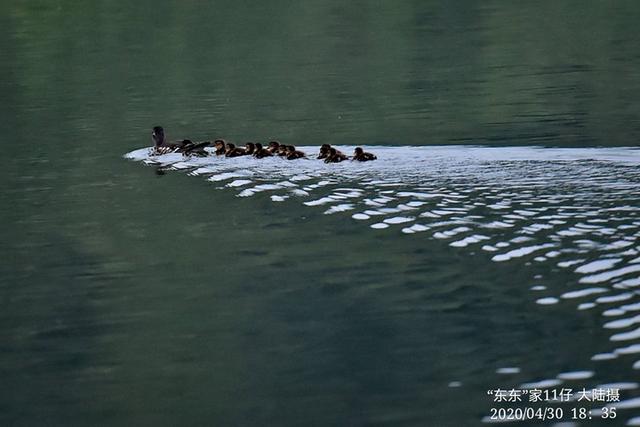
[354,147,364,155]
[152,126,165,147]
[268,141,280,151]
[245,142,255,154]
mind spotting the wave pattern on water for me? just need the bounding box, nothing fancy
[126,145,640,424]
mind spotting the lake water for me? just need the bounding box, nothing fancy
[2,1,640,426]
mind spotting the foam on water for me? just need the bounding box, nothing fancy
[575,258,623,274]
[556,370,594,380]
[126,145,640,425]
[496,367,521,375]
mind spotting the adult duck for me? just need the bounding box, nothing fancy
[151,126,187,155]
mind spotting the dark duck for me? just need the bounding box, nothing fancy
[225,143,246,158]
[276,145,289,157]
[213,139,227,155]
[151,126,185,154]
[285,145,306,160]
[324,147,348,163]
[267,141,282,154]
[253,143,273,159]
[317,144,331,159]
[244,142,256,155]
[352,147,377,161]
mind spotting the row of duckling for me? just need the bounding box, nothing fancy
[151,126,377,163]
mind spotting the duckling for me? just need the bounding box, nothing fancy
[276,145,289,157]
[254,143,273,159]
[352,147,377,162]
[244,142,256,155]
[317,144,331,159]
[213,139,227,155]
[324,147,348,163]
[151,126,186,154]
[225,142,246,158]
[267,141,281,154]
[286,145,306,160]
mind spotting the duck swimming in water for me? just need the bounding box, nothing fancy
[254,143,273,158]
[285,145,306,160]
[213,139,227,155]
[318,144,347,160]
[225,142,246,158]
[317,144,331,159]
[324,147,348,163]
[244,142,256,155]
[151,126,186,154]
[276,145,289,157]
[352,147,377,162]
[267,141,281,154]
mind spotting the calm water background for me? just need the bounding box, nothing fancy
[2,1,640,426]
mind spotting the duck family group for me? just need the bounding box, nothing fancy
[151,126,377,163]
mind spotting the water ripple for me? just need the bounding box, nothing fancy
[126,145,640,424]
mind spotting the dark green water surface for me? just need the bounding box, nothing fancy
[2,1,640,426]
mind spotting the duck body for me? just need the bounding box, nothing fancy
[225,143,247,158]
[352,147,377,161]
[317,144,331,159]
[151,126,186,155]
[267,141,281,154]
[276,145,289,157]
[253,143,273,159]
[324,147,348,163]
[213,139,227,155]
[285,145,306,160]
[244,142,256,155]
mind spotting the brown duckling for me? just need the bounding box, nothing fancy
[285,145,306,160]
[276,145,289,157]
[213,139,227,155]
[324,147,348,163]
[352,147,377,162]
[317,144,331,159]
[225,142,246,158]
[254,143,273,159]
[244,142,256,155]
[267,141,281,154]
